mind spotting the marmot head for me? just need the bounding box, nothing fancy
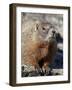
[33,21,57,43]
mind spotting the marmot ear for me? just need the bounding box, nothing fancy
[35,24,39,32]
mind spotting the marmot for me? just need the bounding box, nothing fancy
[21,20,57,73]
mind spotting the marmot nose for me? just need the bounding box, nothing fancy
[52,30,56,37]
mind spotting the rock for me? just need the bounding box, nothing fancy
[21,72,29,77]
[28,71,40,77]
[51,69,63,75]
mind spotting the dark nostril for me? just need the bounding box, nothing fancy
[52,30,55,34]
[52,31,56,37]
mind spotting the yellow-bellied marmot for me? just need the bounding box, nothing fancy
[21,20,57,73]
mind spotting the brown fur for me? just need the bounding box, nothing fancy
[21,20,57,72]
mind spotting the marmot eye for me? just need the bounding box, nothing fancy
[42,27,45,30]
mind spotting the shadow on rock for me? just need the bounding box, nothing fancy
[56,33,63,43]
